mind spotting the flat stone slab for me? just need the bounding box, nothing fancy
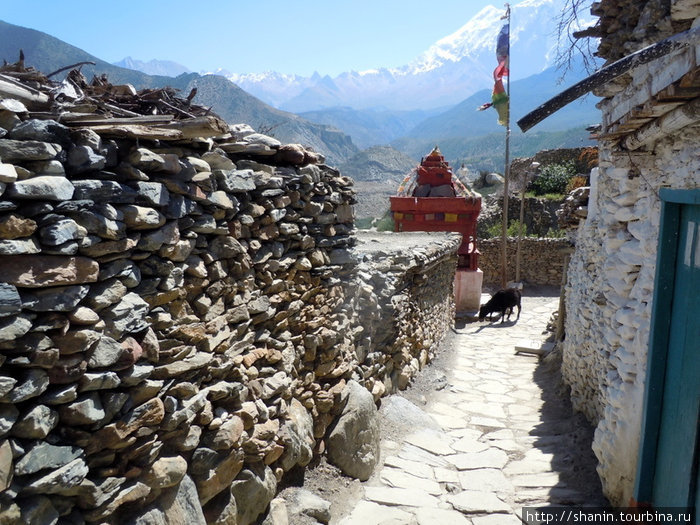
[432,466,460,484]
[447,428,483,440]
[338,500,414,525]
[404,429,455,456]
[382,456,434,480]
[448,490,511,514]
[415,507,471,525]
[458,468,513,494]
[364,486,440,508]
[451,436,489,453]
[472,513,524,525]
[474,381,512,395]
[429,413,466,429]
[398,444,450,468]
[514,340,555,356]
[460,401,507,419]
[379,467,442,495]
[511,472,561,488]
[469,416,507,428]
[446,449,509,470]
[488,439,523,452]
[503,459,553,476]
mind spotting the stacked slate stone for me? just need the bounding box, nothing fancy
[347,232,460,401]
[0,93,358,523]
[556,186,590,229]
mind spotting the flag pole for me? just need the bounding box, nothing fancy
[500,3,511,289]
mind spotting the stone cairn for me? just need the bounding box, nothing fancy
[0,62,460,524]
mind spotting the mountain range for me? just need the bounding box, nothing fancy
[225,0,595,113]
[0,20,358,165]
[0,0,599,175]
[113,56,191,77]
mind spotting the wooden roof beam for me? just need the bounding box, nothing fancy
[622,97,700,151]
[517,26,700,133]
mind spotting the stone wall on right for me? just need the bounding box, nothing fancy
[561,74,699,507]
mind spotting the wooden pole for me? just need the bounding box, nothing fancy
[516,181,525,283]
[500,4,511,289]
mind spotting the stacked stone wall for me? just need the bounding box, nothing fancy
[351,232,460,399]
[562,125,700,505]
[478,237,571,286]
[0,114,458,523]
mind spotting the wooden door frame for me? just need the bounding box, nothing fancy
[634,188,700,503]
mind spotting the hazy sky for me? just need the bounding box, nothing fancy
[2,0,504,76]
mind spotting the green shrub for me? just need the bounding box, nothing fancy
[485,219,529,238]
[355,217,374,230]
[374,211,395,232]
[545,228,567,238]
[529,161,577,196]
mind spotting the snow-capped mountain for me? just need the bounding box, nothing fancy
[113,57,191,77]
[227,0,595,112]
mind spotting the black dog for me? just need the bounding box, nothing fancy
[478,288,522,323]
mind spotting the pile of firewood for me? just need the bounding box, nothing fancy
[0,51,229,140]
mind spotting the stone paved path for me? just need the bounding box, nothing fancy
[337,288,608,524]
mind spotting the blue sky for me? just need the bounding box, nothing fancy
[2,0,502,76]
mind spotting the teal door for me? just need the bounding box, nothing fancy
[652,202,700,506]
[636,190,700,514]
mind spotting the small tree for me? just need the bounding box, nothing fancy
[555,0,599,77]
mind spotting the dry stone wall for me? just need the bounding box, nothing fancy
[478,237,572,286]
[0,110,459,523]
[350,232,460,398]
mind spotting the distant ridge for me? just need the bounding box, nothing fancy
[227,0,595,112]
[113,56,191,77]
[0,20,359,166]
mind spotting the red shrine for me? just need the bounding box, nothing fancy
[389,147,483,311]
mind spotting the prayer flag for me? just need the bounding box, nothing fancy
[478,22,510,126]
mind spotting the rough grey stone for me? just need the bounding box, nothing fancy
[0,376,16,398]
[101,292,149,338]
[25,159,65,175]
[9,119,71,145]
[209,236,246,259]
[130,474,206,525]
[39,384,79,405]
[57,393,105,425]
[132,181,170,207]
[0,282,21,317]
[14,443,82,476]
[18,495,59,525]
[71,179,136,203]
[0,139,61,162]
[327,380,380,481]
[19,284,89,312]
[214,169,256,193]
[87,336,127,369]
[78,372,121,392]
[10,404,58,439]
[0,236,41,254]
[0,404,19,436]
[230,464,277,525]
[1,369,49,403]
[67,145,106,174]
[286,488,331,524]
[278,398,314,471]
[38,218,84,245]
[23,458,89,495]
[7,175,74,201]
